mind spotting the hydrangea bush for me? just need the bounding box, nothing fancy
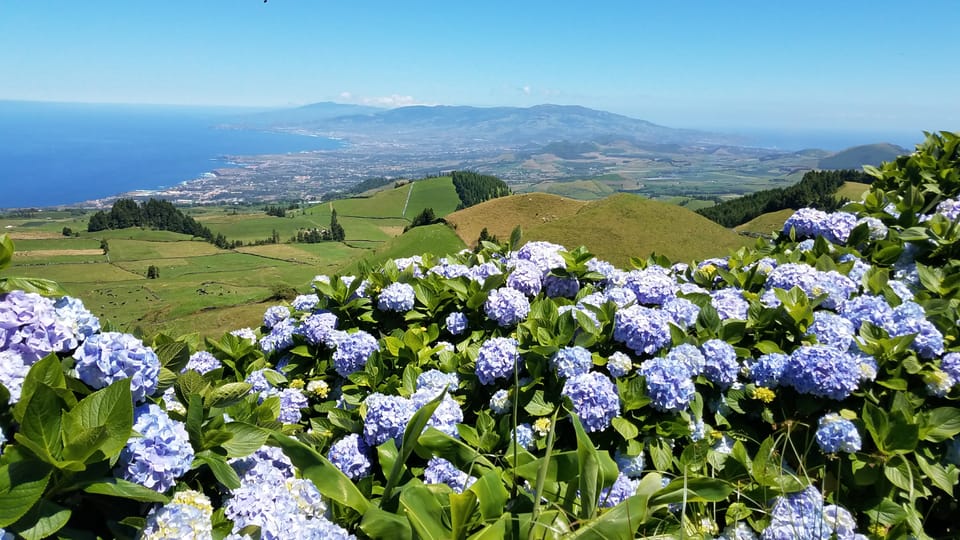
[1,131,960,538]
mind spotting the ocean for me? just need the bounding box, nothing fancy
[0,101,342,208]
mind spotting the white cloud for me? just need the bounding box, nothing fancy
[522,85,532,95]
[336,92,429,108]
[339,91,353,99]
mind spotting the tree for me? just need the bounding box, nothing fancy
[146,265,160,279]
[329,209,345,242]
[404,207,437,231]
[99,239,109,254]
[62,226,73,236]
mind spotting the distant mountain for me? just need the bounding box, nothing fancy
[228,101,383,128]
[818,143,906,170]
[235,102,741,147]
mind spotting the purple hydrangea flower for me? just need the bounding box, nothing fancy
[413,392,463,438]
[613,305,672,357]
[362,393,416,446]
[377,282,416,312]
[941,353,960,385]
[551,346,593,379]
[815,413,861,454]
[297,311,339,347]
[416,369,459,395]
[332,330,379,377]
[513,241,567,272]
[562,371,620,432]
[327,434,372,479]
[662,296,700,328]
[507,260,544,296]
[701,339,739,388]
[475,337,520,385]
[761,486,861,540]
[1,290,77,363]
[393,255,423,276]
[639,356,696,412]
[276,388,308,424]
[469,262,502,283]
[183,350,222,374]
[53,295,100,339]
[763,264,856,310]
[603,286,637,308]
[839,294,894,330]
[711,288,749,320]
[0,350,29,404]
[622,268,677,305]
[543,274,580,298]
[429,260,471,279]
[484,287,530,327]
[74,331,159,402]
[116,404,194,492]
[782,208,828,238]
[445,311,468,335]
[291,294,320,312]
[783,346,861,400]
[614,449,645,478]
[262,305,291,329]
[245,369,273,394]
[606,351,633,378]
[423,457,477,493]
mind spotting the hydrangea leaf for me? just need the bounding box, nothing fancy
[0,462,51,528]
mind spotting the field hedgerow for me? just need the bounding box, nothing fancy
[1,131,960,539]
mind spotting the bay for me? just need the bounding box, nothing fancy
[0,101,342,208]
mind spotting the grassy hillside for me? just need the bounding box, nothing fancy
[445,193,588,246]
[521,179,616,200]
[734,209,795,236]
[835,181,871,202]
[818,143,905,170]
[523,193,752,266]
[341,223,466,274]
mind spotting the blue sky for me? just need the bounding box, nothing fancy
[1,1,957,133]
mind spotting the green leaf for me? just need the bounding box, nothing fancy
[572,414,601,520]
[915,453,957,495]
[0,462,51,528]
[61,379,133,461]
[359,506,413,540]
[611,417,639,441]
[194,451,241,491]
[14,355,73,423]
[468,470,509,522]
[920,407,960,442]
[154,340,191,373]
[205,382,252,409]
[221,422,271,458]
[0,233,13,271]
[523,390,555,416]
[270,433,370,514]
[862,401,889,453]
[16,383,64,464]
[568,473,662,539]
[400,484,449,540]
[0,277,67,296]
[416,427,495,470]
[450,490,479,540]
[12,500,70,540]
[649,477,734,505]
[83,478,170,503]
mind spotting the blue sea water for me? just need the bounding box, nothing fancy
[0,101,342,208]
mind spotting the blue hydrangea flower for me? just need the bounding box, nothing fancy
[889,314,944,360]
[815,413,861,454]
[429,260,471,279]
[603,286,637,308]
[262,305,291,329]
[74,331,160,402]
[544,274,580,298]
[362,393,416,446]
[711,288,749,320]
[116,404,194,492]
[700,339,739,388]
[614,449,645,477]
[0,350,29,404]
[469,262,502,283]
[332,330,379,377]
[823,211,858,244]
[53,295,100,339]
[748,353,789,388]
[416,369,459,395]
[717,522,759,540]
[484,287,530,327]
[183,350,222,374]
[412,391,463,437]
[689,418,706,441]
[662,296,700,329]
[275,388,308,424]
[941,352,960,385]
[782,208,829,238]
[761,486,862,540]
[230,327,257,342]
[586,258,618,282]
[783,346,861,400]
[424,457,477,493]
[259,317,296,354]
[607,351,633,378]
[562,372,620,432]
[513,241,567,272]
[639,356,696,412]
[327,433,372,480]
[445,311,468,335]
[1,290,77,363]
[559,305,601,330]
[393,255,423,276]
[807,311,856,351]
[839,294,894,330]
[887,279,915,302]
[513,423,534,449]
[475,337,520,385]
[245,369,273,394]
[489,389,511,415]
[763,264,856,310]
[856,216,888,241]
[666,343,705,377]
[377,282,416,312]
[599,472,640,508]
[551,346,593,379]
[622,267,677,305]
[141,490,213,540]
[297,311,339,347]
[506,259,544,296]
[613,305,672,357]
[291,294,320,312]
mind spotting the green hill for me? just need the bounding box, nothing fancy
[734,209,796,236]
[445,193,588,247]
[818,143,906,170]
[524,193,752,266]
[340,223,466,274]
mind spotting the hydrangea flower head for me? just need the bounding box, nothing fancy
[513,423,534,449]
[484,287,530,327]
[53,295,100,339]
[297,311,339,347]
[613,304,672,357]
[622,268,677,305]
[327,433,372,480]
[291,294,320,312]
[700,339,739,388]
[543,274,580,298]
[614,449,645,478]
[551,345,593,379]
[562,371,620,432]
[275,388,308,424]
[606,351,633,378]
[489,389,511,415]
[377,282,416,312]
[74,331,160,402]
[332,330,379,377]
[748,353,789,388]
[475,337,520,385]
[711,288,749,320]
[815,413,861,454]
[362,393,416,446]
[513,241,567,272]
[760,486,862,540]
[445,311,468,335]
[0,350,29,404]
[1,290,77,363]
[783,346,861,400]
[808,311,856,352]
[639,356,696,413]
[507,259,544,296]
[259,317,296,354]
[262,305,291,329]
[599,472,640,508]
[416,369,459,395]
[665,343,705,377]
[424,457,477,493]
[183,350,222,374]
[116,404,194,492]
[662,296,700,329]
[141,490,213,540]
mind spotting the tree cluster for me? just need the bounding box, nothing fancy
[451,171,511,209]
[696,169,872,228]
[87,198,213,239]
[403,207,438,232]
[328,209,345,242]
